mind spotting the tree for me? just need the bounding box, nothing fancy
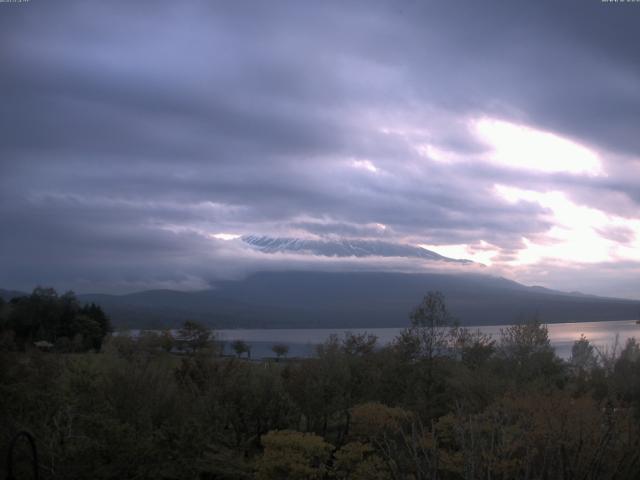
[79,302,112,340]
[406,291,457,360]
[231,339,251,358]
[498,315,562,385]
[452,327,495,368]
[70,314,104,351]
[342,332,378,356]
[8,287,62,346]
[272,343,289,361]
[256,430,333,480]
[571,334,598,371]
[349,403,418,478]
[499,315,552,360]
[612,338,640,410]
[410,291,452,328]
[2,288,111,351]
[176,320,215,354]
[159,328,175,353]
[334,441,390,480]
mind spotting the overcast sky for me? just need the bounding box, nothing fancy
[1,0,640,297]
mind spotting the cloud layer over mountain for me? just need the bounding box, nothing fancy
[1,1,639,297]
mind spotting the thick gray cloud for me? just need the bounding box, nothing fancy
[1,0,639,296]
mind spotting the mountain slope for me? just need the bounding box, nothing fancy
[77,271,640,329]
[242,235,473,263]
[0,289,28,301]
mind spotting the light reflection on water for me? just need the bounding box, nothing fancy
[215,320,640,360]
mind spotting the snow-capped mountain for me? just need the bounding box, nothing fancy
[242,235,473,264]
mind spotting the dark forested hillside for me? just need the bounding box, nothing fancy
[77,271,640,329]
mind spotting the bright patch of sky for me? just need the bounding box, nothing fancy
[210,233,242,241]
[473,118,603,176]
[494,185,640,265]
[351,159,379,173]
[419,241,500,266]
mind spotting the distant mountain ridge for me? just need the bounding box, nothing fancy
[0,289,27,301]
[65,271,640,329]
[5,272,639,330]
[242,235,473,264]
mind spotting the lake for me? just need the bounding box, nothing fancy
[213,320,640,359]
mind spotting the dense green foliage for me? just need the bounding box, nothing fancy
[2,291,640,479]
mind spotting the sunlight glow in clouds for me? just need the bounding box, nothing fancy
[416,144,456,164]
[419,241,500,266]
[494,185,640,265]
[351,159,379,173]
[210,233,241,241]
[474,118,603,176]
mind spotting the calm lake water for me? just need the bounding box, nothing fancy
[212,320,640,359]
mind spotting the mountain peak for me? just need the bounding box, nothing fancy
[241,235,473,264]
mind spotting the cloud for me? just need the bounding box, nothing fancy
[1,0,639,297]
[503,260,640,301]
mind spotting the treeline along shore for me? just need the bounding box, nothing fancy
[3,288,640,479]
